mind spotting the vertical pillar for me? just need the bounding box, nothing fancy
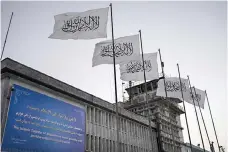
[93,108,96,152]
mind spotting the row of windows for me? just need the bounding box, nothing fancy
[159,117,181,129]
[161,135,181,146]
[86,106,153,138]
[86,105,158,151]
[160,125,181,141]
[129,82,158,96]
[86,134,154,152]
[161,136,173,143]
[161,131,173,139]
[161,134,182,152]
[162,142,181,152]
[160,124,179,134]
[130,105,158,116]
[159,113,178,125]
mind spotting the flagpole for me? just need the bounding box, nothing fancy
[177,64,193,152]
[187,76,206,152]
[139,29,154,152]
[193,87,211,149]
[158,49,175,152]
[158,49,168,97]
[1,12,14,60]
[109,3,120,152]
[129,81,132,104]
[205,90,221,152]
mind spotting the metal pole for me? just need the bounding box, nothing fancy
[158,49,175,152]
[193,87,211,148]
[129,81,132,104]
[139,30,154,152]
[1,12,14,60]
[187,76,206,152]
[109,3,120,152]
[177,64,193,152]
[122,82,125,102]
[205,90,221,152]
[158,49,168,97]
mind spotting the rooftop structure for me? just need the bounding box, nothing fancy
[123,80,185,152]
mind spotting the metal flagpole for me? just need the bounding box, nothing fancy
[193,87,211,149]
[205,90,221,152]
[158,49,175,152]
[1,12,14,60]
[139,30,154,152]
[177,64,193,152]
[109,3,120,152]
[122,82,125,102]
[187,76,206,152]
[158,49,168,97]
[129,81,132,104]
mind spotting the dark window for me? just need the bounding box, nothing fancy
[153,82,158,89]
[86,134,89,150]
[91,135,94,151]
[147,83,152,91]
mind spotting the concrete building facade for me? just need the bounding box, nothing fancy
[123,80,185,152]
[1,58,159,152]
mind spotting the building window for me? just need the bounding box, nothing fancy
[95,136,98,152]
[86,134,89,150]
[91,135,94,151]
[86,106,90,121]
[95,108,99,124]
[147,83,152,91]
[106,139,109,152]
[109,114,112,129]
[99,137,101,152]
[106,113,109,127]
[91,107,94,123]
[152,82,158,89]
[98,110,101,125]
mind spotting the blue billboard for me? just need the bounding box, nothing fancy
[1,84,85,152]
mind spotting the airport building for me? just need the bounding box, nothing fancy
[1,58,159,152]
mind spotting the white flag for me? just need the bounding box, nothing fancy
[119,52,159,81]
[185,87,206,109]
[92,35,140,67]
[156,77,189,100]
[49,7,109,40]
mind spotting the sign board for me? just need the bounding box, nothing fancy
[1,84,85,152]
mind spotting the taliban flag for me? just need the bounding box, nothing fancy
[185,87,206,109]
[119,52,159,81]
[92,34,140,67]
[49,7,109,40]
[156,77,189,100]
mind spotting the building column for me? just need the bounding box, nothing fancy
[93,108,96,152]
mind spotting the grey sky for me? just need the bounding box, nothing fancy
[1,1,227,151]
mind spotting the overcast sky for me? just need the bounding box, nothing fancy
[1,1,227,151]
